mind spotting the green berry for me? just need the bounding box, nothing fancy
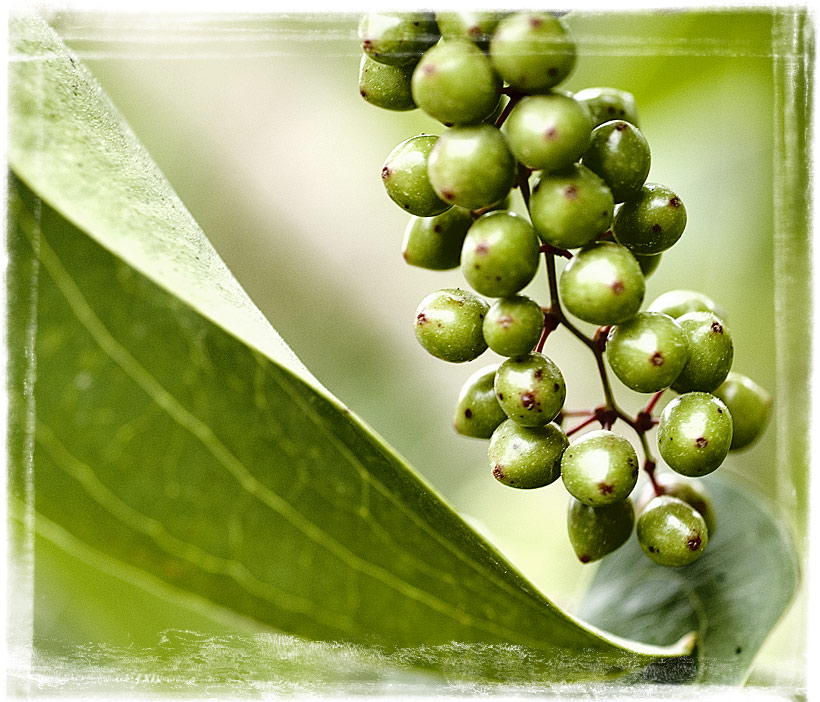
[412,39,501,126]
[413,288,489,363]
[488,419,568,488]
[559,242,645,325]
[504,94,594,171]
[636,473,716,536]
[567,497,634,563]
[671,312,734,393]
[647,289,727,323]
[637,495,708,567]
[435,11,503,47]
[657,392,733,477]
[490,12,576,93]
[461,211,540,298]
[494,352,566,426]
[529,164,614,249]
[382,135,451,216]
[427,124,516,210]
[635,253,662,278]
[573,86,639,127]
[605,312,690,393]
[560,429,639,506]
[453,364,507,439]
[359,12,439,66]
[402,207,473,270]
[582,121,651,203]
[612,183,687,255]
[712,372,772,450]
[483,295,545,357]
[358,54,417,111]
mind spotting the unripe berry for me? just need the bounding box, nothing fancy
[483,295,545,357]
[574,86,639,127]
[637,495,709,567]
[582,120,651,203]
[712,372,772,450]
[359,12,439,66]
[435,11,503,47]
[647,289,727,322]
[453,364,507,439]
[488,419,568,488]
[413,288,489,363]
[402,206,473,270]
[671,312,734,393]
[461,211,540,298]
[567,497,634,563]
[613,183,687,255]
[635,473,717,536]
[358,54,417,111]
[494,352,566,426]
[382,135,451,216]
[560,429,639,506]
[657,392,733,477]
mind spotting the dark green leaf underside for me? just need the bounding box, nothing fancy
[7,12,692,684]
[577,476,798,685]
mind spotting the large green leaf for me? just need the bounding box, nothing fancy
[7,12,693,685]
[576,476,799,685]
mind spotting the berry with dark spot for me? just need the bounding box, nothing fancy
[382,134,451,216]
[657,392,733,477]
[529,164,614,249]
[435,11,502,48]
[712,372,773,450]
[567,497,634,563]
[560,429,639,506]
[574,86,639,127]
[671,311,734,393]
[413,288,489,363]
[582,120,651,203]
[612,183,687,255]
[483,295,545,357]
[402,206,473,270]
[453,364,508,438]
[488,419,568,488]
[605,311,690,393]
[494,352,565,426]
[637,495,709,566]
[358,54,417,111]
[359,12,440,66]
[635,473,717,536]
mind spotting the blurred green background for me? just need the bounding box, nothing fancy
[31,8,808,687]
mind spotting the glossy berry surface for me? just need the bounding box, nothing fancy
[358,54,416,111]
[402,206,473,270]
[559,242,645,325]
[412,39,501,126]
[567,497,634,563]
[490,12,576,93]
[560,429,639,506]
[483,295,545,357]
[636,473,717,536]
[573,86,639,127]
[461,211,540,297]
[637,495,708,567]
[488,420,568,488]
[494,352,566,426]
[657,392,733,477]
[359,12,439,66]
[712,372,772,450]
[427,124,516,210]
[382,135,451,216]
[613,183,687,255]
[413,288,489,363]
[453,364,507,439]
[671,312,734,393]
[606,312,689,393]
[647,289,726,321]
[504,93,593,171]
[529,164,614,249]
[582,120,650,203]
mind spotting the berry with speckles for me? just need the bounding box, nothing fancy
[413,288,489,363]
[712,372,772,450]
[613,183,687,255]
[461,211,540,298]
[657,391,733,477]
[574,86,639,127]
[606,312,690,393]
[635,473,717,536]
[402,206,473,270]
[494,351,566,426]
[358,54,417,111]
[582,120,651,203]
[559,241,645,325]
[435,11,504,48]
[488,419,568,488]
[529,164,614,249]
[483,295,545,357]
[671,312,734,393]
[561,429,639,506]
[567,497,634,563]
[453,364,508,439]
[359,12,439,66]
[637,495,709,566]
[382,134,451,216]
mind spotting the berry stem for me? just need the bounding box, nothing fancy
[566,414,598,437]
[494,92,522,129]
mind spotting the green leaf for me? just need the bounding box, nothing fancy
[7,12,692,685]
[575,476,799,685]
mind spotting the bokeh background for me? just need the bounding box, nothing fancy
[32,8,809,688]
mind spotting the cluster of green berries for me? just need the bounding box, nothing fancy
[358,11,772,568]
